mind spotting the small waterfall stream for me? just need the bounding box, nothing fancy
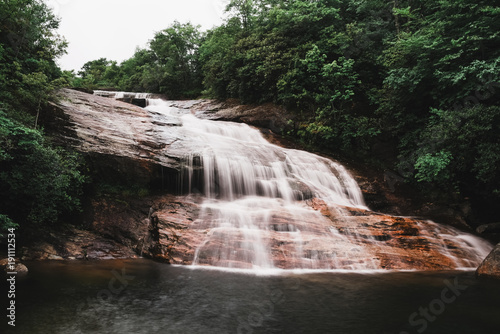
[177,112,372,269]
[98,92,493,271]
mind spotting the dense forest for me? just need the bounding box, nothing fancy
[1,0,500,234]
[0,0,86,233]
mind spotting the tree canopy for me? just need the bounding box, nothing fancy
[72,22,203,99]
[0,0,67,117]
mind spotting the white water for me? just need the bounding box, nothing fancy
[94,90,152,99]
[104,93,493,271]
[177,111,367,208]
[177,112,374,270]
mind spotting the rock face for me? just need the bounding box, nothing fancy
[50,88,188,190]
[74,194,490,271]
[476,244,500,279]
[88,194,201,264]
[20,225,138,261]
[177,99,294,135]
[35,89,493,271]
[476,223,500,244]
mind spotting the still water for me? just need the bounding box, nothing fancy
[2,259,499,334]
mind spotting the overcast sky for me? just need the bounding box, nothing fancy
[46,0,229,71]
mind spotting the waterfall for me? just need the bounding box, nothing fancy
[94,90,152,99]
[135,96,492,271]
[178,113,366,208]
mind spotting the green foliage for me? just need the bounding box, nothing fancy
[409,105,500,195]
[0,0,67,115]
[73,58,121,90]
[414,151,453,183]
[226,0,255,29]
[278,45,359,109]
[118,48,155,92]
[73,22,204,99]
[0,214,17,236]
[0,112,86,227]
[148,21,203,98]
[198,21,242,98]
[0,0,87,234]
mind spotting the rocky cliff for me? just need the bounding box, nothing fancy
[49,88,188,188]
[23,89,496,276]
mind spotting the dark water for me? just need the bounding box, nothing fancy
[1,259,499,334]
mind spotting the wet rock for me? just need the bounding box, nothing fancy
[476,243,500,279]
[141,196,201,264]
[49,89,189,190]
[307,198,332,216]
[90,197,150,250]
[476,223,500,244]
[185,99,294,135]
[20,225,138,261]
[0,258,28,275]
[84,194,202,264]
[289,180,314,200]
[476,223,500,234]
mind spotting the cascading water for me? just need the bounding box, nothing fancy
[104,92,493,271]
[94,90,152,99]
[178,113,376,270]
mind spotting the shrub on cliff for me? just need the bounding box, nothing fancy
[0,0,86,234]
[0,111,86,230]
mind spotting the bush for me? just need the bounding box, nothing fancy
[0,111,86,230]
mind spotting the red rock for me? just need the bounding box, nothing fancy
[476,243,500,279]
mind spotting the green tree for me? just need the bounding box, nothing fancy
[0,0,86,235]
[148,21,203,98]
[76,58,119,90]
[0,112,86,229]
[198,20,243,98]
[62,0,500,221]
[226,0,256,29]
[0,0,67,117]
[119,48,155,92]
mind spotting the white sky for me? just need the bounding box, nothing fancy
[46,0,230,71]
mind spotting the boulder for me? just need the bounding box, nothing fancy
[476,243,500,279]
[0,258,28,275]
[476,223,500,234]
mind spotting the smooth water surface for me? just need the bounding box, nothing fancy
[2,259,499,334]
